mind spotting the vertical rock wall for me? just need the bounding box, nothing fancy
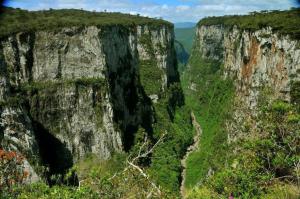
[0,24,178,177]
[194,25,300,108]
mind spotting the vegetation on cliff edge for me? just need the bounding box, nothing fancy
[198,8,300,39]
[0,7,172,39]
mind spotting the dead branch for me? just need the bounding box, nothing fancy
[106,132,166,196]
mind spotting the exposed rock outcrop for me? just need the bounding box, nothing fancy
[0,23,178,178]
[194,25,300,108]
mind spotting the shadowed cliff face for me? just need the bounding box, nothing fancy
[100,26,152,151]
[0,24,179,179]
[33,121,75,185]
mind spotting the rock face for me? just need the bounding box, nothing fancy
[0,24,178,177]
[194,25,300,108]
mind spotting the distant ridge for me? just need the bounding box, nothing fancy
[174,22,196,29]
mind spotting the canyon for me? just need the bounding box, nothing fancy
[0,7,299,198]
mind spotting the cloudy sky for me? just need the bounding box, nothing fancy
[3,0,300,22]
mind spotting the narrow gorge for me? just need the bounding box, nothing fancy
[0,7,299,199]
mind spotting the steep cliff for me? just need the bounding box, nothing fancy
[194,24,300,108]
[0,8,179,181]
[184,9,300,198]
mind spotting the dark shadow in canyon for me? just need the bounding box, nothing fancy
[102,27,154,152]
[32,121,78,186]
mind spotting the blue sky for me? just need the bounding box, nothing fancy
[3,0,299,22]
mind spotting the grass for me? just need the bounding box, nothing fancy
[198,8,300,39]
[0,7,172,39]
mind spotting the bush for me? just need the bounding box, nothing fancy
[0,149,28,198]
[271,100,291,113]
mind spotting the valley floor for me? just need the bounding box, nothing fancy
[180,111,202,198]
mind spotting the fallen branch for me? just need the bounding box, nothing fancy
[107,132,166,196]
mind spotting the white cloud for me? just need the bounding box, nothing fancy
[162,4,168,10]
[176,5,190,12]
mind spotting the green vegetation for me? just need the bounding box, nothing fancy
[0,7,172,39]
[0,78,105,108]
[198,8,300,39]
[149,93,193,192]
[139,60,163,95]
[19,78,106,92]
[7,154,176,198]
[0,96,24,107]
[137,27,193,193]
[138,33,164,95]
[6,83,191,197]
[182,43,299,197]
[181,10,300,197]
[2,6,299,199]
[291,81,300,107]
[181,53,234,188]
[186,96,300,198]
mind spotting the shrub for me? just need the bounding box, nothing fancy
[271,100,291,113]
[0,149,28,198]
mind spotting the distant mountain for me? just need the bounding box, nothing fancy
[174,22,196,29]
[175,27,196,53]
[175,40,189,73]
[174,27,196,73]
